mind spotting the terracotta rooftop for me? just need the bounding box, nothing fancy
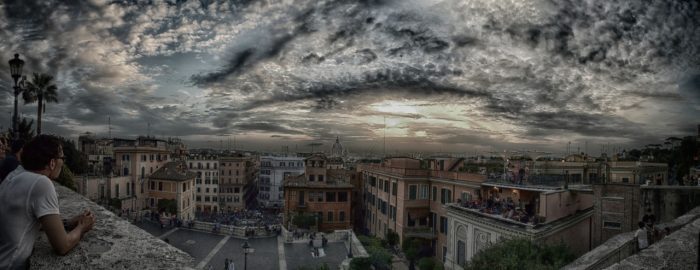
[150,161,196,181]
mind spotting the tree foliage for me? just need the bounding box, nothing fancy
[464,238,575,270]
[55,164,76,191]
[110,198,122,210]
[418,257,435,270]
[5,118,35,142]
[358,235,382,248]
[386,229,400,247]
[158,199,177,214]
[292,212,318,229]
[22,73,59,135]
[366,245,393,270]
[57,137,88,175]
[297,263,329,270]
[349,257,372,270]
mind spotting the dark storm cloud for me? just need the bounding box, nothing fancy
[2,0,698,150]
[679,74,700,104]
[234,122,304,135]
[189,0,699,145]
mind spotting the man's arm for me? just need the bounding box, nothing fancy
[63,210,93,231]
[39,214,92,255]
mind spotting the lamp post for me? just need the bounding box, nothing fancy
[242,240,253,270]
[347,231,353,258]
[8,53,25,141]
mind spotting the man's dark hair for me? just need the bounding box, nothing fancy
[638,221,645,228]
[10,139,25,154]
[21,135,62,171]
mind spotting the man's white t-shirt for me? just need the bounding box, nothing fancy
[0,169,60,270]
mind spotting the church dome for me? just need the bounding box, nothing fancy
[330,136,347,158]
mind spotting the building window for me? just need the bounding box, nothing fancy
[457,240,466,266]
[622,177,629,183]
[158,182,163,191]
[150,181,155,190]
[309,175,315,182]
[441,188,452,204]
[338,191,348,202]
[442,246,447,263]
[234,187,240,193]
[384,181,389,193]
[310,192,324,202]
[419,184,429,199]
[318,175,324,182]
[432,186,437,201]
[326,192,336,202]
[196,196,201,202]
[327,211,333,222]
[339,211,345,222]
[197,187,201,193]
[461,192,472,202]
[440,216,447,234]
[392,182,397,196]
[115,184,120,198]
[409,185,417,200]
[604,221,622,229]
[182,183,187,192]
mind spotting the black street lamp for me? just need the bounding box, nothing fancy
[8,53,25,141]
[242,240,253,270]
[347,231,353,258]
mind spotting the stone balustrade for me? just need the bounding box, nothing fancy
[29,184,195,269]
[563,206,700,270]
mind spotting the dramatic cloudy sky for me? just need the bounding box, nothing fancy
[0,0,698,154]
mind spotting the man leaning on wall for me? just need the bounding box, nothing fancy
[0,135,96,270]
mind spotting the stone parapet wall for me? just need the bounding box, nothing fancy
[30,184,194,269]
[604,211,700,269]
[564,206,700,270]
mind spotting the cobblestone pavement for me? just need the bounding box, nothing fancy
[208,237,279,270]
[284,242,348,270]
[135,221,350,270]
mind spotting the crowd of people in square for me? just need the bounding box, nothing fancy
[457,194,537,224]
[195,208,282,227]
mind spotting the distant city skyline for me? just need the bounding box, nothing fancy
[1,0,698,154]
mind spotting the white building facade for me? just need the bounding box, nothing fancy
[188,156,220,213]
[258,156,305,208]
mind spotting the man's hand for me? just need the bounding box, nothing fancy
[76,210,96,233]
[40,210,96,256]
[65,209,94,231]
